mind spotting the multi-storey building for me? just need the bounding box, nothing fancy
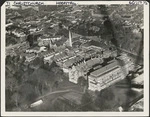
[38,36,62,47]
[68,57,102,84]
[116,53,135,75]
[88,60,125,91]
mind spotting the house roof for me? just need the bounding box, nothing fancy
[85,49,96,55]
[72,41,82,47]
[29,46,40,51]
[86,58,100,68]
[82,40,108,49]
[54,52,68,61]
[39,50,54,57]
[6,42,27,50]
[72,57,101,72]
[63,57,76,67]
[26,53,36,58]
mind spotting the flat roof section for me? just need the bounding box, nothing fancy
[90,61,119,78]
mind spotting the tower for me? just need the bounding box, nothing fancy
[69,30,72,47]
[49,39,52,49]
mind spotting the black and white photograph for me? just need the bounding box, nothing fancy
[1,1,149,116]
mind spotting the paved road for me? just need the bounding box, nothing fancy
[117,47,143,59]
[125,93,143,111]
[37,89,72,100]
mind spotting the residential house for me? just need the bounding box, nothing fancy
[40,51,55,64]
[38,36,62,47]
[26,47,40,54]
[6,42,30,56]
[25,53,38,62]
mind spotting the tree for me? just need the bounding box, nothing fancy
[11,92,21,108]
[14,70,24,84]
[77,76,87,89]
[26,34,34,47]
[97,5,108,15]
[6,34,18,46]
[80,91,94,111]
[19,83,39,105]
[14,55,20,63]
[95,88,116,111]
[6,89,15,111]
[42,62,50,70]
[20,56,26,64]
[32,57,44,67]
[6,55,11,65]
[6,77,18,92]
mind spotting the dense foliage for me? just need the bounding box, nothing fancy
[5,55,65,111]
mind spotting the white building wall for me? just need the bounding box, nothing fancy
[88,77,98,91]
[88,67,125,91]
[69,67,78,84]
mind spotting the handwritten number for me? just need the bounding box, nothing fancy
[129,1,148,5]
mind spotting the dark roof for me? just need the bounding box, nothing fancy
[82,40,108,49]
[25,53,36,58]
[38,50,54,57]
[72,41,82,47]
[71,32,82,39]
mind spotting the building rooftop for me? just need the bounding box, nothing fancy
[63,57,77,67]
[72,57,101,72]
[132,73,143,85]
[85,49,97,55]
[6,42,27,50]
[29,46,40,51]
[25,53,36,58]
[38,50,54,57]
[90,60,119,78]
[82,40,108,49]
[54,52,68,61]
[86,58,100,68]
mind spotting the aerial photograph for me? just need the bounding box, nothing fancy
[5,4,144,112]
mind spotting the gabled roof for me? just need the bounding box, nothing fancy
[82,40,108,49]
[25,53,36,58]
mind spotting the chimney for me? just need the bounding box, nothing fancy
[69,30,72,47]
[49,39,52,49]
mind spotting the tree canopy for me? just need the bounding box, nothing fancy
[95,88,117,111]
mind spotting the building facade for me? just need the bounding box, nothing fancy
[88,61,125,91]
[25,53,38,62]
[68,57,102,84]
